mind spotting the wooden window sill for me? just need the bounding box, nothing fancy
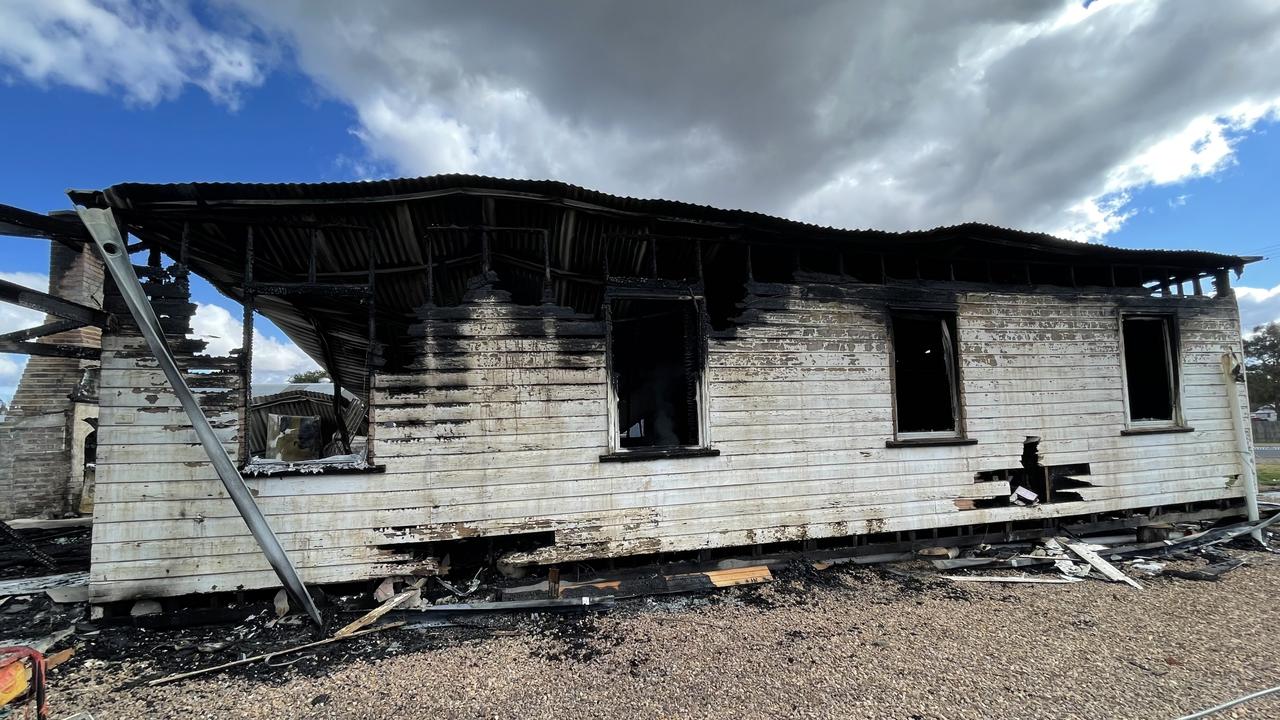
[600,447,720,463]
[1120,426,1195,436]
[885,437,978,448]
[240,463,386,478]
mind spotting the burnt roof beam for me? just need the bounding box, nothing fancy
[0,277,113,327]
[0,339,100,359]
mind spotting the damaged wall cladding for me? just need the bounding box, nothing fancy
[76,176,1254,602]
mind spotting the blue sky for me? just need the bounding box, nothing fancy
[3,0,1280,402]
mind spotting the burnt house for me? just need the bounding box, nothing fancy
[0,176,1261,603]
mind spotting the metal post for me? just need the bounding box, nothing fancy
[1222,350,1262,542]
[75,206,324,626]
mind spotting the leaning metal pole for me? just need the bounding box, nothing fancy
[75,206,324,626]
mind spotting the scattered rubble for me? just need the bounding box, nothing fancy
[27,545,1280,719]
[0,510,1276,717]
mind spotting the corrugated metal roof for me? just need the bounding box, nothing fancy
[68,174,1251,401]
[71,174,1248,264]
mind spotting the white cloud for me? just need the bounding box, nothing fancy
[227,0,1280,242]
[5,1,1279,242]
[0,271,49,405]
[0,0,265,108]
[189,302,320,386]
[1235,285,1280,334]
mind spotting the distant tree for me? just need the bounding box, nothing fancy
[288,369,330,384]
[1243,322,1280,410]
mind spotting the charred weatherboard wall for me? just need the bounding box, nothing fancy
[69,175,1254,600]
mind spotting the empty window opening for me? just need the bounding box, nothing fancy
[610,298,703,449]
[891,311,960,435]
[1122,315,1178,422]
[246,384,370,473]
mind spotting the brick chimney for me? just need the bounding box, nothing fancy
[0,242,104,519]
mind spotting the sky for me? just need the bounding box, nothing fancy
[2,0,1280,404]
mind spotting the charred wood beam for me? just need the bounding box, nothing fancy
[1214,269,1232,298]
[425,235,435,307]
[244,282,372,298]
[308,230,318,284]
[363,244,377,442]
[241,226,254,466]
[605,278,705,298]
[0,278,112,327]
[0,203,89,248]
[0,318,89,343]
[491,252,604,286]
[422,224,552,235]
[541,231,554,301]
[0,340,100,359]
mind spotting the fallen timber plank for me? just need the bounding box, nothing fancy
[334,588,418,638]
[5,517,92,531]
[0,572,88,597]
[556,565,773,599]
[938,575,1083,584]
[1064,541,1143,590]
[412,597,611,612]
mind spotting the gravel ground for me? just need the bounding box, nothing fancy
[44,551,1280,720]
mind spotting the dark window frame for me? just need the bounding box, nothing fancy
[887,308,966,443]
[601,288,712,460]
[1119,312,1184,429]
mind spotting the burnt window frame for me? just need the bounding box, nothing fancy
[1118,312,1185,431]
[886,307,972,447]
[600,285,716,462]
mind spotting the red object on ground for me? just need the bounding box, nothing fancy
[0,646,48,720]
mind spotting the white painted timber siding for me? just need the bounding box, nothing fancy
[89,281,1249,600]
[91,334,432,601]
